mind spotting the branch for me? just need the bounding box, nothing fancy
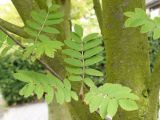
[0,26,63,81]
[0,18,28,38]
[11,0,39,24]
[93,0,103,32]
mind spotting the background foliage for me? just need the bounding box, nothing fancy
[0,53,43,105]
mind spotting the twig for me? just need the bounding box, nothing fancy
[0,26,63,81]
[93,0,103,32]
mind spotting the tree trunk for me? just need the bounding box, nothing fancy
[102,0,159,119]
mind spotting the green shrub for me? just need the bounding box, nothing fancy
[0,54,43,106]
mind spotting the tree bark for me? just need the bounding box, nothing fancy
[102,0,159,119]
[11,0,39,24]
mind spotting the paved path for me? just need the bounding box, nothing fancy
[0,103,48,120]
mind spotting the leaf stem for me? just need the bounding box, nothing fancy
[35,10,50,43]
[79,39,85,98]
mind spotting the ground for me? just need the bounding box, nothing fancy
[0,103,48,120]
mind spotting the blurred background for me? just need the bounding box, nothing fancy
[0,0,160,120]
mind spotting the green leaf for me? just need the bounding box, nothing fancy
[22,83,35,97]
[45,89,54,104]
[125,18,146,27]
[71,91,78,101]
[64,58,83,67]
[84,78,95,87]
[71,32,81,43]
[39,35,51,41]
[84,38,102,50]
[63,49,82,59]
[26,21,41,30]
[31,11,45,24]
[14,71,33,83]
[24,40,63,59]
[74,24,83,37]
[140,21,155,33]
[55,88,64,104]
[68,75,82,81]
[64,79,71,90]
[63,88,71,102]
[153,28,160,39]
[48,12,64,19]
[107,99,118,117]
[48,4,60,12]
[64,40,82,51]
[45,19,63,25]
[85,69,103,76]
[84,46,104,59]
[154,17,160,26]
[34,84,44,99]
[24,28,38,37]
[42,27,60,34]
[119,99,138,111]
[85,56,103,66]
[124,12,134,17]
[83,33,99,42]
[66,67,83,75]
[84,83,139,119]
[89,95,103,113]
[46,0,52,8]
[99,98,109,119]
